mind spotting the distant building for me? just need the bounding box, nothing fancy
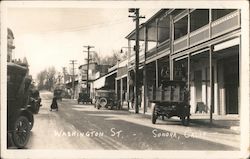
[7,28,15,62]
[70,62,111,99]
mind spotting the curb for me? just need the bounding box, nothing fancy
[128,109,239,131]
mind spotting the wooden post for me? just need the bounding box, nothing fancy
[209,45,214,126]
[188,54,191,91]
[120,78,123,109]
[143,25,148,114]
[156,59,159,88]
[170,15,174,80]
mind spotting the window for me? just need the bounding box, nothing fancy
[174,16,188,40]
[212,9,237,21]
[190,9,209,32]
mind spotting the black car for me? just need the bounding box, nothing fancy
[54,89,63,101]
[94,89,118,110]
[78,92,92,104]
[7,62,34,148]
[27,89,42,114]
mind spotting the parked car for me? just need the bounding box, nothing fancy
[148,80,190,126]
[94,89,118,110]
[7,62,34,148]
[27,89,42,114]
[54,89,63,101]
[78,92,92,104]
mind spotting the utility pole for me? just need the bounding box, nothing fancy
[62,67,67,84]
[70,60,77,99]
[83,45,94,97]
[129,8,145,113]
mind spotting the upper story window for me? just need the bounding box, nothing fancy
[190,9,209,32]
[174,15,188,40]
[212,9,237,21]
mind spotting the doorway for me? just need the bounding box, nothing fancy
[224,56,239,114]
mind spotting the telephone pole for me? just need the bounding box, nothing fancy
[83,45,94,97]
[69,60,77,99]
[129,8,145,113]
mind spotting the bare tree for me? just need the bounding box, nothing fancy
[36,66,57,91]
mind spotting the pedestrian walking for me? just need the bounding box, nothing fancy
[50,97,58,111]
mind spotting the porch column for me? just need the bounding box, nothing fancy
[187,54,191,91]
[170,15,174,80]
[120,78,123,108]
[127,40,131,110]
[156,59,159,87]
[143,25,148,113]
[209,45,214,126]
[115,79,118,98]
[156,18,159,46]
[214,61,219,115]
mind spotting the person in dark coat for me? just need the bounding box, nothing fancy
[50,97,58,111]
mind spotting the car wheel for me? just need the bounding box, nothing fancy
[99,97,107,108]
[11,116,31,148]
[151,105,157,124]
[181,115,190,126]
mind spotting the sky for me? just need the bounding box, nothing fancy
[7,7,159,78]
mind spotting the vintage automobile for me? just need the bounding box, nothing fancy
[7,62,34,148]
[27,89,42,114]
[78,92,92,104]
[148,80,190,126]
[53,88,63,101]
[94,89,118,110]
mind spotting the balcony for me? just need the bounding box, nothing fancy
[173,10,240,53]
[146,40,170,58]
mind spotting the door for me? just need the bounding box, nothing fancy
[194,70,202,103]
[224,56,239,114]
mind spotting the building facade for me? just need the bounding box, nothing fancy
[78,62,110,99]
[126,9,241,115]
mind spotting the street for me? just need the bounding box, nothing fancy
[26,91,240,150]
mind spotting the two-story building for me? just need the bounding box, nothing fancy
[126,9,241,115]
[78,62,110,99]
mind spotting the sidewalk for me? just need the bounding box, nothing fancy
[126,105,240,132]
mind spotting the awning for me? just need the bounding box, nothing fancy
[93,76,106,90]
[93,70,117,90]
[214,37,240,52]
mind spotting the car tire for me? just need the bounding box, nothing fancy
[11,116,31,148]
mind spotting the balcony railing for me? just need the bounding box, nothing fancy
[146,39,170,58]
[211,10,240,38]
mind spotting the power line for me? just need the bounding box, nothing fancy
[32,18,132,34]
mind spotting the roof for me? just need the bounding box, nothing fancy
[125,9,169,41]
[78,62,97,69]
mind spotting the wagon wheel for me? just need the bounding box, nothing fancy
[151,105,157,124]
[181,115,190,126]
[12,116,31,148]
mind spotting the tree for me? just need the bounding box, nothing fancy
[92,50,120,66]
[36,66,57,91]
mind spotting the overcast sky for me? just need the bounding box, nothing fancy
[7,7,158,78]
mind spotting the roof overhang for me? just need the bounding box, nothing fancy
[125,9,171,42]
